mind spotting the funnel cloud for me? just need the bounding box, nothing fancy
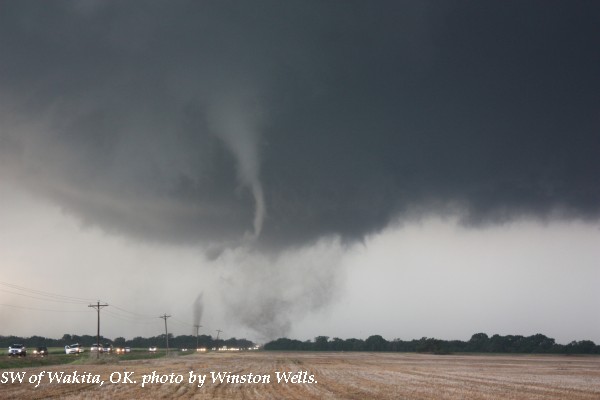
[193,293,204,329]
[206,90,266,240]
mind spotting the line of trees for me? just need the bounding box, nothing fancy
[4,332,597,354]
[0,334,254,350]
[264,333,600,354]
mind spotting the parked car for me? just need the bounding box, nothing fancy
[33,346,48,356]
[8,344,26,357]
[65,343,83,354]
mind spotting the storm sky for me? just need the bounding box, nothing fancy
[1,1,599,343]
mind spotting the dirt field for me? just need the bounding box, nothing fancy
[1,352,599,399]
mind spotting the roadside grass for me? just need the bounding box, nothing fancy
[0,348,168,369]
[0,353,75,369]
[97,351,165,362]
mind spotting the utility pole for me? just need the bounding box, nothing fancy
[216,329,223,350]
[160,314,171,355]
[194,324,202,350]
[88,301,108,359]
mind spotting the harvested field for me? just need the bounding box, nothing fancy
[1,352,599,399]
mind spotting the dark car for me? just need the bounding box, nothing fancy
[33,346,48,356]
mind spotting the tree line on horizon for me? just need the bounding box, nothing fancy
[264,333,599,354]
[3,332,597,354]
[0,333,254,350]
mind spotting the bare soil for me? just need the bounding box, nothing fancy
[1,352,599,399]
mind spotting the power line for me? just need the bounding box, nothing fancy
[0,303,91,313]
[108,304,157,319]
[0,280,95,303]
[170,316,193,328]
[103,310,158,325]
[0,288,89,305]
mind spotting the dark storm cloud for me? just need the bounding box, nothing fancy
[1,1,599,250]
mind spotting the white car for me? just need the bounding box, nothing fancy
[90,344,101,352]
[65,343,84,354]
[8,344,26,357]
[149,346,157,352]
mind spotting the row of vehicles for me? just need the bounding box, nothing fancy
[9,344,165,356]
[89,343,131,353]
[7,344,48,357]
[65,343,131,354]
